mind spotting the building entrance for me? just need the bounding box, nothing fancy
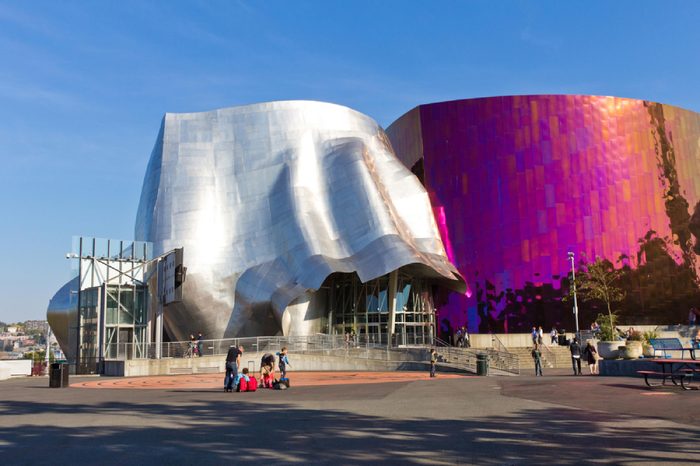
[324,269,436,346]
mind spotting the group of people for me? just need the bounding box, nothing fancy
[530,338,599,376]
[532,326,562,346]
[186,332,204,358]
[454,326,470,348]
[344,331,357,347]
[568,338,599,375]
[224,345,292,393]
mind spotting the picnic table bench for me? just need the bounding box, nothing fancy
[649,338,696,360]
[637,359,700,390]
[636,370,692,388]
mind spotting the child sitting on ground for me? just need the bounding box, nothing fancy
[236,368,257,392]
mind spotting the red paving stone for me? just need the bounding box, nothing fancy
[71,371,467,390]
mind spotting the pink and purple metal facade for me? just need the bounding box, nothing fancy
[387,95,700,334]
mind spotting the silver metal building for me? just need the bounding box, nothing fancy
[49,100,464,361]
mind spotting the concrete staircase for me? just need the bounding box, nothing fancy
[510,345,573,370]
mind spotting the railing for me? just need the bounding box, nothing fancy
[539,342,559,368]
[486,334,519,375]
[490,333,511,353]
[433,337,519,375]
[101,333,520,375]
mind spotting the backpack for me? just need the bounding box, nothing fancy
[237,377,248,392]
[247,376,258,392]
[273,379,288,390]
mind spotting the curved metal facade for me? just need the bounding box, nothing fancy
[135,100,464,340]
[387,95,700,334]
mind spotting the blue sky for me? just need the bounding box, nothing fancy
[1,0,699,322]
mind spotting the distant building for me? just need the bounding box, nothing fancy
[24,320,49,333]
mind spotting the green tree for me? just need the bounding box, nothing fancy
[576,257,626,340]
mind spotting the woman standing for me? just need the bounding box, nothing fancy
[584,341,598,375]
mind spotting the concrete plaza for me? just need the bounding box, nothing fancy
[1,370,699,465]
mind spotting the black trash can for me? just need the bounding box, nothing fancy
[49,363,69,388]
[476,353,489,376]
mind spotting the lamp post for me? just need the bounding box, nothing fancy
[568,252,580,337]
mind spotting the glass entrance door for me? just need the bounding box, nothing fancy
[118,328,133,359]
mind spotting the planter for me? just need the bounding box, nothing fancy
[623,340,643,359]
[597,341,625,359]
[643,344,655,358]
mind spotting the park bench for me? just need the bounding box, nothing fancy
[649,338,696,360]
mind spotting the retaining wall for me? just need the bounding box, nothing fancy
[103,351,441,377]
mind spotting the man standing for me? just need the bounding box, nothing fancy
[224,344,243,392]
[196,332,204,357]
[531,344,543,376]
[569,337,582,375]
[429,348,437,378]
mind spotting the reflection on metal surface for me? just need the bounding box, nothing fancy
[135,100,464,340]
[47,277,79,362]
[387,95,700,334]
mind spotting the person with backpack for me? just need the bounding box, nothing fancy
[531,343,543,376]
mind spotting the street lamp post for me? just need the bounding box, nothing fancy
[568,252,580,338]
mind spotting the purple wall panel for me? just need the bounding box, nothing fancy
[387,95,700,334]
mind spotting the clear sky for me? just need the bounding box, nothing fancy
[1,0,699,323]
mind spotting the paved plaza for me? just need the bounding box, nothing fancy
[1,370,699,465]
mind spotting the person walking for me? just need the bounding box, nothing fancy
[537,326,544,345]
[463,328,470,348]
[531,343,543,376]
[224,344,242,392]
[429,348,437,377]
[550,327,558,345]
[584,341,599,375]
[569,337,582,375]
[531,327,538,345]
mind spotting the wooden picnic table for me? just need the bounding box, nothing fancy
[637,358,700,390]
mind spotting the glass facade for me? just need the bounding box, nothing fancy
[326,270,436,345]
[103,285,148,359]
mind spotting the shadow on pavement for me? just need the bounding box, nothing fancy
[1,398,699,465]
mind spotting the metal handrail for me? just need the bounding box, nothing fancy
[490,333,512,353]
[539,341,558,367]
